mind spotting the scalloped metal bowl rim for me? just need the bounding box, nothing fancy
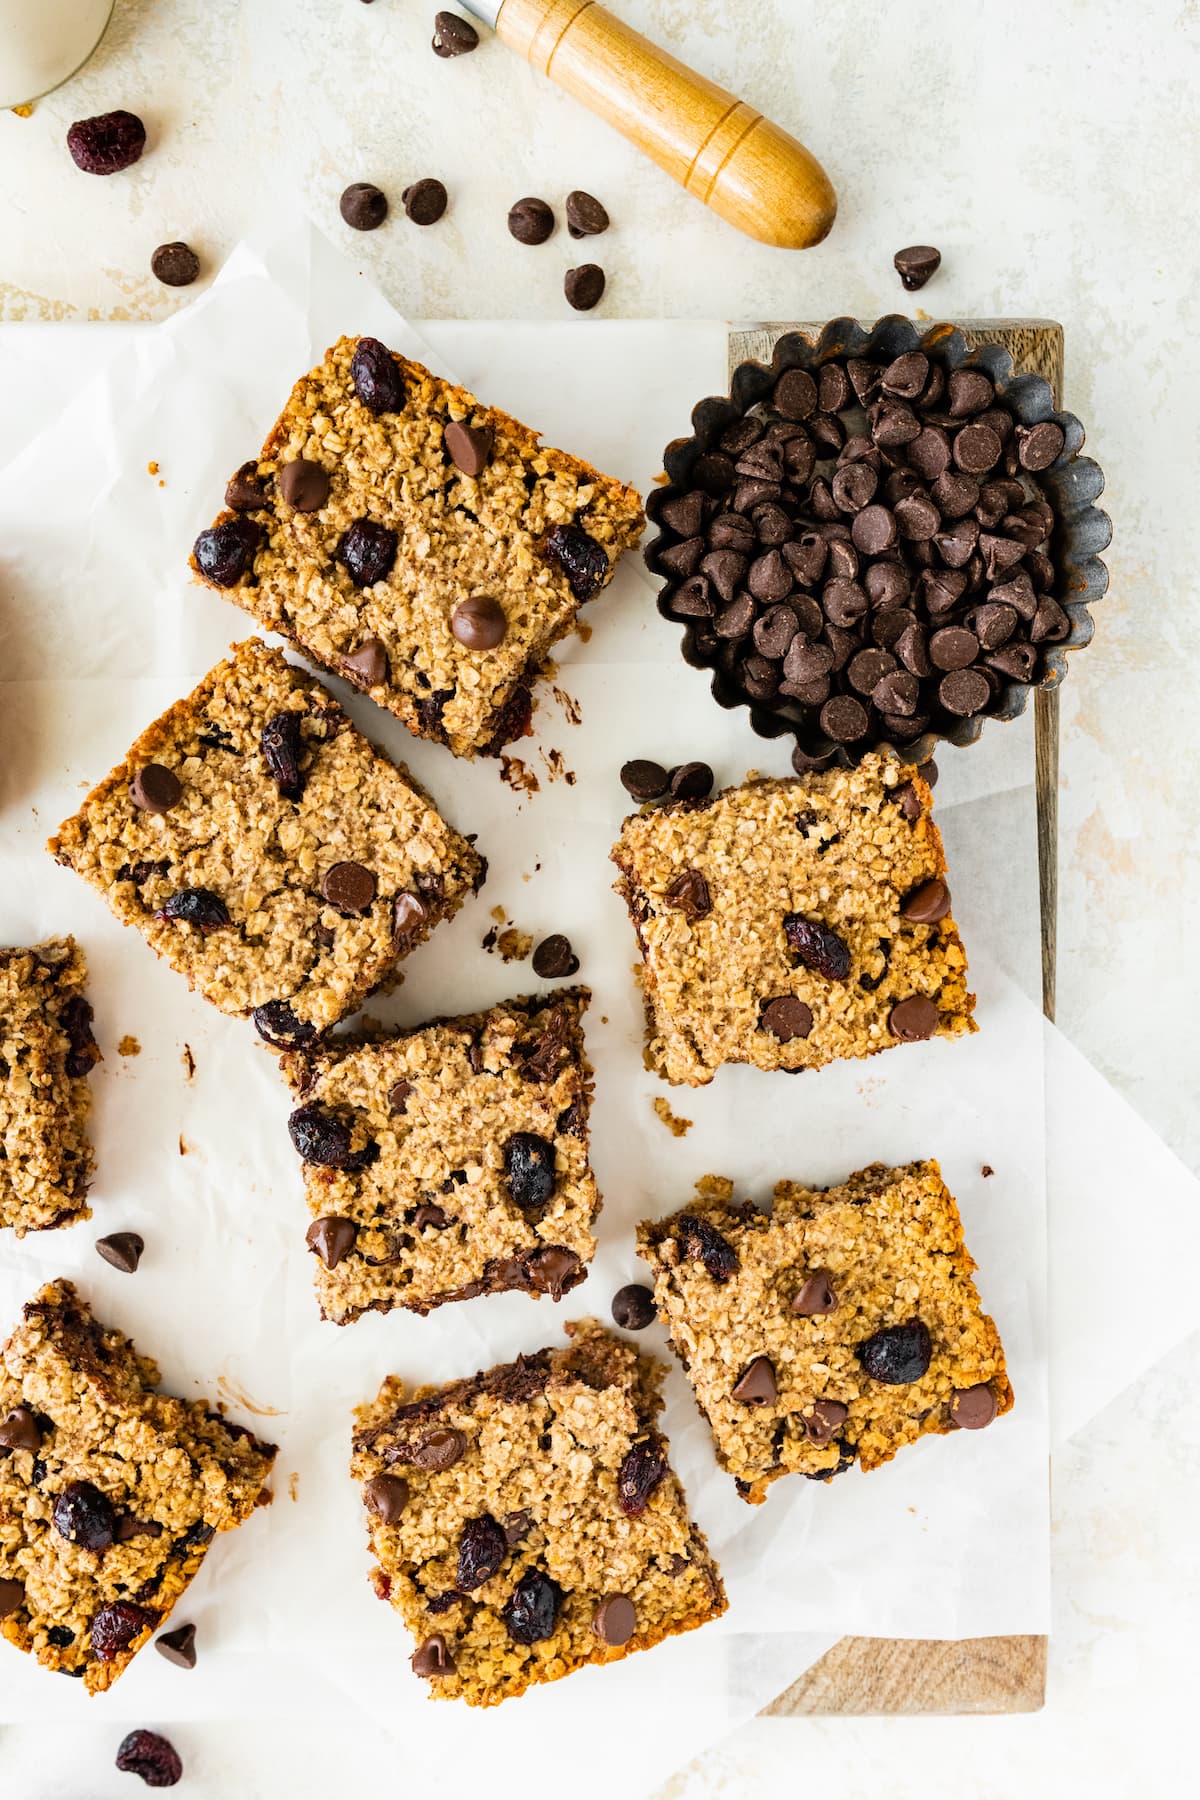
[645,315,1111,768]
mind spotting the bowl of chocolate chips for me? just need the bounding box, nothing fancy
[644,316,1110,768]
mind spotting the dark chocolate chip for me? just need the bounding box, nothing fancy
[669,761,714,800]
[620,758,669,802]
[306,1216,358,1268]
[432,11,479,56]
[732,1356,777,1403]
[850,504,897,556]
[820,694,868,742]
[451,594,507,649]
[339,182,388,230]
[408,1428,467,1471]
[873,669,920,715]
[953,423,1002,475]
[402,178,448,224]
[96,1232,144,1273]
[893,244,941,290]
[393,891,429,944]
[342,637,389,688]
[151,241,201,287]
[848,647,896,695]
[611,1284,657,1330]
[715,594,755,638]
[1031,597,1070,643]
[664,868,711,921]
[503,1509,533,1546]
[908,426,952,480]
[593,1593,637,1645]
[1016,420,1065,471]
[951,1384,999,1429]
[773,368,818,420]
[320,861,376,914]
[444,419,495,478]
[792,1269,838,1315]
[901,878,951,922]
[412,1205,447,1229]
[760,996,814,1041]
[525,1245,582,1299]
[822,577,868,627]
[893,491,940,541]
[939,667,991,715]
[566,189,610,237]
[224,463,268,511]
[0,1579,25,1618]
[660,491,707,537]
[412,1633,455,1677]
[929,626,980,671]
[531,934,579,979]
[748,549,792,602]
[753,604,799,659]
[156,1622,198,1669]
[888,995,940,1040]
[801,1399,849,1444]
[947,369,994,418]
[508,196,554,243]
[129,763,182,814]
[564,263,606,310]
[278,458,330,512]
[0,1406,42,1452]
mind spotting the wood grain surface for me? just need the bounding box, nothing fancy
[727,318,1063,1715]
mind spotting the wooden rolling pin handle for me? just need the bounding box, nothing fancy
[493,0,836,250]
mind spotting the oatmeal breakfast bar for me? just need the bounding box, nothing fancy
[0,1279,276,1692]
[351,1320,725,1705]
[191,335,646,758]
[611,752,975,1086]
[281,988,598,1322]
[47,640,484,1048]
[638,1161,1012,1505]
[0,938,100,1236]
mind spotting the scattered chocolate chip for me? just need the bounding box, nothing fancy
[669,761,714,800]
[432,9,478,54]
[564,263,606,311]
[760,996,814,1041]
[566,190,610,238]
[617,1439,668,1517]
[67,110,145,175]
[732,1356,777,1404]
[451,594,506,648]
[342,636,390,687]
[320,860,377,914]
[53,1480,115,1551]
[456,1515,507,1591]
[502,1568,562,1643]
[151,241,200,287]
[252,1000,315,1048]
[541,521,609,599]
[532,933,579,979]
[504,1131,556,1212]
[593,1593,637,1645]
[155,1622,197,1670]
[0,1406,42,1452]
[0,1579,24,1619]
[664,868,711,922]
[508,196,555,244]
[889,995,939,1040]
[96,1232,144,1273]
[901,878,951,923]
[339,181,388,231]
[114,1728,182,1787]
[279,458,330,512]
[350,337,406,414]
[784,913,851,981]
[950,1383,999,1429]
[620,758,669,802]
[792,1269,838,1315]
[129,763,181,814]
[611,1284,657,1330]
[193,518,261,587]
[337,518,397,587]
[801,1399,849,1444]
[857,1320,933,1384]
[402,177,448,224]
[892,245,941,290]
[306,1216,358,1269]
[412,1633,455,1677]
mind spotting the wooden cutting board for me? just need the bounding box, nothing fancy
[725,318,1062,1716]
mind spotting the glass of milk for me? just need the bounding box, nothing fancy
[0,1,115,111]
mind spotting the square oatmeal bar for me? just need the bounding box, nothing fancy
[281,989,598,1322]
[0,939,100,1235]
[191,336,645,757]
[48,641,484,1047]
[638,1162,1012,1504]
[351,1321,725,1704]
[611,753,975,1086]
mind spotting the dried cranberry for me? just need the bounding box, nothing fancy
[350,337,406,415]
[52,1480,115,1551]
[337,518,397,587]
[857,1320,932,1384]
[60,995,99,1078]
[91,1601,157,1662]
[253,1000,317,1048]
[617,1439,668,1517]
[540,523,609,600]
[415,689,452,740]
[193,518,261,587]
[288,1103,377,1171]
[676,1214,739,1282]
[67,110,146,176]
[556,1100,586,1139]
[501,1568,563,1645]
[114,1727,182,1787]
[783,914,852,981]
[503,1132,556,1213]
[260,710,306,801]
[156,889,230,932]
[455,1514,507,1591]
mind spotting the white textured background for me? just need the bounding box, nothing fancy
[1,1,1198,1795]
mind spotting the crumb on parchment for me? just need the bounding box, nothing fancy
[653,1096,693,1138]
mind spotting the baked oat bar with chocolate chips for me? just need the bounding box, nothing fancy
[610,752,975,1087]
[281,989,599,1322]
[0,1279,275,1692]
[638,1161,1012,1505]
[191,336,645,758]
[351,1320,725,1705]
[0,939,100,1236]
[47,641,484,1047]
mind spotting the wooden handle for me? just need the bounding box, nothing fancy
[494,0,836,250]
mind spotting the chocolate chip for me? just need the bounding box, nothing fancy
[525,1244,582,1299]
[129,763,182,814]
[156,1622,198,1669]
[402,178,448,224]
[969,602,1018,649]
[342,637,389,688]
[747,548,792,603]
[873,669,920,715]
[503,1509,532,1546]
[306,1216,358,1268]
[892,781,921,820]
[948,369,994,418]
[151,241,201,287]
[350,337,406,414]
[822,576,868,627]
[224,463,267,511]
[849,503,897,556]
[918,758,938,787]
[393,891,429,944]
[444,419,495,478]
[620,759,669,802]
[660,491,706,536]
[0,1406,42,1452]
[953,423,1002,474]
[820,694,868,742]
[760,996,814,1041]
[409,1427,467,1472]
[564,262,606,310]
[1031,597,1070,643]
[792,1270,838,1315]
[889,995,940,1040]
[909,426,951,480]
[929,626,979,671]
[566,190,610,238]
[801,1399,849,1444]
[412,1634,455,1678]
[451,594,506,649]
[715,594,755,638]
[593,1593,637,1645]
[893,491,940,540]
[1017,420,1065,471]
[732,1356,777,1404]
[611,1284,657,1330]
[951,1384,999,1429]
[340,182,388,230]
[774,368,818,420]
[413,1205,447,1229]
[664,868,711,922]
[67,110,146,175]
[193,518,261,587]
[857,1319,932,1383]
[96,1232,144,1273]
[432,10,479,55]
[902,878,951,922]
[669,761,714,801]
[532,934,579,979]
[0,1579,25,1619]
[893,245,941,290]
[939,667,991,715]
[508,196,554,243]
[848,647,895,695]
[320,861,376,914]
[278,458,330,512]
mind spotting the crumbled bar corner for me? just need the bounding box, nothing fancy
[350,1320,725,1704]
[190,335,645,758]
[0,1279,276,1692]
[610,753,975,1087]
[637,1160,1012,1505]
[0,939,99,1235]
[47,641,484,1045]
[280,989,599,1322]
